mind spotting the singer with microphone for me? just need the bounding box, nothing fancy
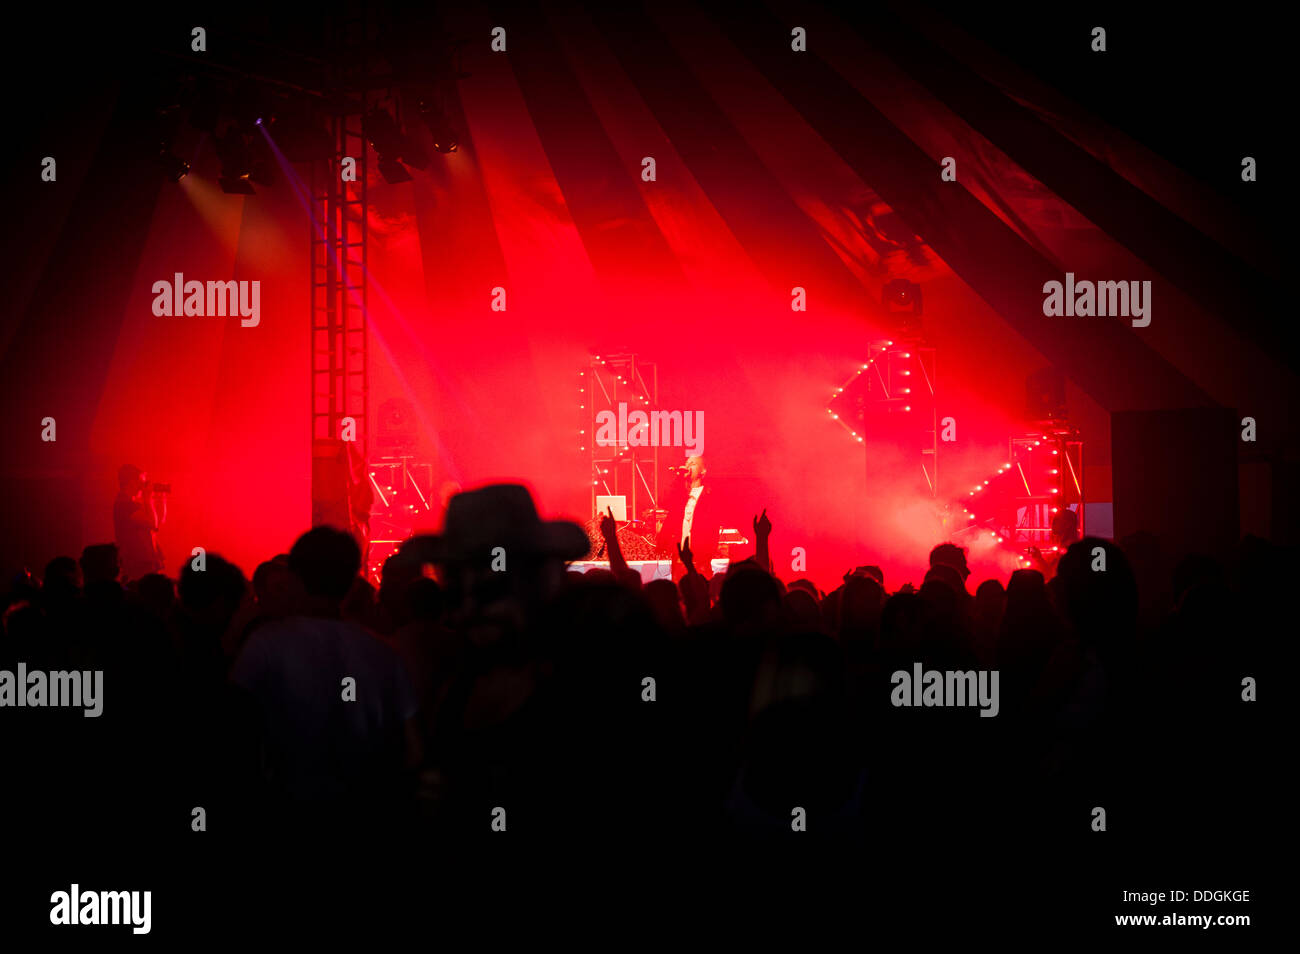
[114,464,167,581]
[656,454,718,579]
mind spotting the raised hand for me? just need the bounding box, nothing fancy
[753,508,772,538]
[600,505,617,540]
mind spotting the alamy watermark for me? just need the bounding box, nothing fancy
[1042,272,1151,327]
[50,884,150,934]
[594,402,703,454]
[152,273,260,327]
[890,663,999,717]
[0,664,102,717]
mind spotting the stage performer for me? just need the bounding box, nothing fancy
[113,464,166,581]
[656,454,718,579]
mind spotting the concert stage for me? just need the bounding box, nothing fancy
[568,559,731,583]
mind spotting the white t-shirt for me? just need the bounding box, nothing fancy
[682,485,704,543]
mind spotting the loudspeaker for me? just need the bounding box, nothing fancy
[312,439,352,530]
[1111,408,1238,560]
[1025,367,1066,421]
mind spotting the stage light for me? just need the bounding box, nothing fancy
[377,155,413,184]
[218,176,255,194]
[1049,468,1059,475]
[364,107,420,180]
[214,127,257,193]
[157,150,190,182]
[417,99,460,153]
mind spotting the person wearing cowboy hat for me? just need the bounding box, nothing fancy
[395,484,589,644]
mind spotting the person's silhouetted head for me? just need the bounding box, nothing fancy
[80,543,121,586]
[643,578,685,632]
[720,562,782,628]
[117,464,147,498]
[1055,537,1138,651]
[1051,508,1080,546]
[43,555,81,593]
[928,543,970,582]
[844,565,884,588]
[136,573,176,617]
[924,563,967,596]
[289,526,361,604]
[180,552,248,628]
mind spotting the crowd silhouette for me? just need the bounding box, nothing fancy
[0,483,1275,861]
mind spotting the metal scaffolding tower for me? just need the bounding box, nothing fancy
[584,352,660,522]
[310,14,370,474]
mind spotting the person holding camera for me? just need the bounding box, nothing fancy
[113,464,167,582]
